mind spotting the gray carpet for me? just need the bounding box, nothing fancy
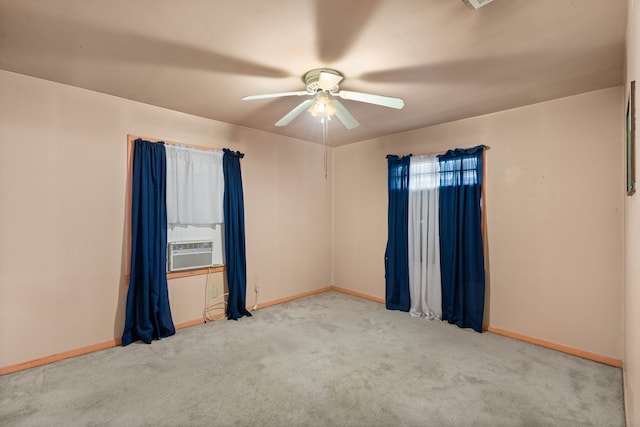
[0,291,625,426]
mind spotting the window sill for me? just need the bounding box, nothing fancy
[125,265,225,283]
[167,265,225,280]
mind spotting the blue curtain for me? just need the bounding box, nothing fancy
[438,145,486,332]
[223,149,252,320]
[385,155,411,311]
[122,139,175,346]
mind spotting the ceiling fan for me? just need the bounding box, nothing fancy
[242,68,404,129]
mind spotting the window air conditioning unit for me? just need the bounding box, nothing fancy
[168,241,215,271]
[463,0,496,9]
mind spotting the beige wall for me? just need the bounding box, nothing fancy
[333,87,624,361]
[0,70,332,368]
[625,0,640,424]
[0,65,628,414]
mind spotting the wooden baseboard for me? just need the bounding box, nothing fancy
[1,287,622,375]
[0,287,337,375]
[330,286,385,304]
[0,317,222,376]
[487,326,622,367]
[0,339,120,376]
[246,286,382,312]
[204,312,226,322]
[174,318,206,329]
[249,287,333,311]
[329,290,623,368]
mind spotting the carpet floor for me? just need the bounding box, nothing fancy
[0,291,625,426]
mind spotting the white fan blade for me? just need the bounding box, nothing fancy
[332,99,360,129]
[242,91,309,101]
[318,71,344,90]
[335,90,404,109]
[275,99,314,126]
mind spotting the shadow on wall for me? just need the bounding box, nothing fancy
[114,137,135,341]
[114,277,128,341]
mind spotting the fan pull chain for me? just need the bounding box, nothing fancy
[322,117,328,179]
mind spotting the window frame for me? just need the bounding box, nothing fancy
[125,134,226,280]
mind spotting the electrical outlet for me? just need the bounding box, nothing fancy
[254,283,260,292]
[211,287,218,299]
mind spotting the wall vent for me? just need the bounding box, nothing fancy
[168,241,215,271]
[463,0,496,9]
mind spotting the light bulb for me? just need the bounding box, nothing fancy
[316,102,327,113]
[308,92,337,117]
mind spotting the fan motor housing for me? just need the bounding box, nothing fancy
[303,68,342,92]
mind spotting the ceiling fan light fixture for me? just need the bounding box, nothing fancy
[308,91,337,117]
[244,67,401,129]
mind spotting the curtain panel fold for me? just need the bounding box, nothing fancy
[165,145,224,225]
[385,154,411,311]
[223,149,252,320]
[438,145,486,332]
[385,145,487,333]
[408,155,442,319]
[122,139,175,346]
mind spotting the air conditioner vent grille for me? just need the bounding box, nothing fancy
[168,240,215,271]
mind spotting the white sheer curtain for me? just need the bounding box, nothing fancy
[408,155,442,319]
[165,145,224,225]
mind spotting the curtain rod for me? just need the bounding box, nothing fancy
[414,149,446,157]
[413,145,491,157]
[127,134,221,152]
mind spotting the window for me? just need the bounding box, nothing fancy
[126,134,225,280]
[165,143,225,272]
[439,156,481,187]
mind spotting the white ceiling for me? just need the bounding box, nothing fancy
[0,0,627,146]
